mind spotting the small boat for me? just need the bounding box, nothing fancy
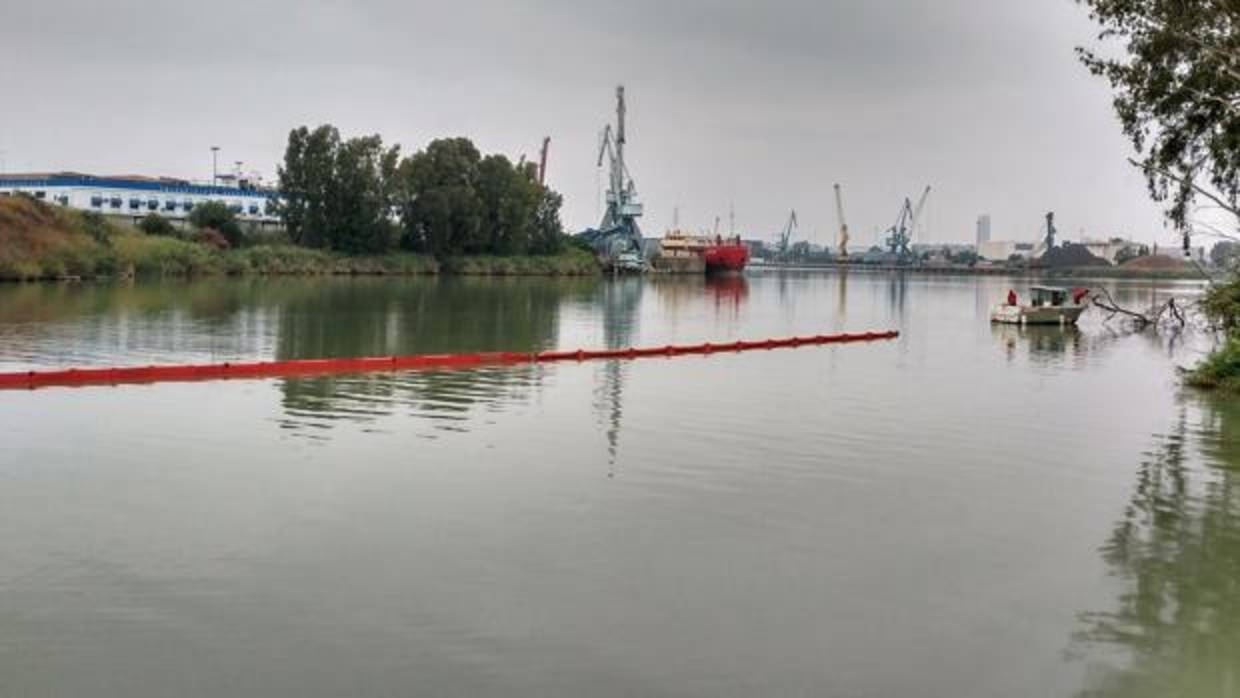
[991,286,1089,326]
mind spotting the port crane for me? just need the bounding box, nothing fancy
[577,85,646,272]
[833,183,850,259]
[1032,211,1057,258]
[537,137,550,185]
[884,186,931,262]
[777,209,799,260]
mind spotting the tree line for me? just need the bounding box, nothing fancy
[277,126,566,257]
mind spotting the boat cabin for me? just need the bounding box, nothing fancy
[1029,286,1075,308]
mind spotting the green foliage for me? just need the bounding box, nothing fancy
[1076,0,1240,231]
[76,211,114,245]
[189,200,244,248]
[138,213,179,237]
[1186,336,1240,391]
[1111,244,1154,266]
[1202,277,1240,333]
[277,125,401,254]
[949,249,978,266]
[397,137,485,256]
[1210,240,1240,269]
[277,127,570,259]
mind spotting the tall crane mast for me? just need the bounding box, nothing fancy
[833,183,850,259]
[778,209,798,259]
[537,136,550,185]
[909,186,931,242]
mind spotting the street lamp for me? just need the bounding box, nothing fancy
[211,146,220,186]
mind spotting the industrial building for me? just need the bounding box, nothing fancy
[0,172,281,229]
[976,214,991,246]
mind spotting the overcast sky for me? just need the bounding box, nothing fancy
[1,0,1174,247]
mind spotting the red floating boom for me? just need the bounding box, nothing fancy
[0,330,898,391]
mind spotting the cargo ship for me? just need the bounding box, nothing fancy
[702,238,749,273]
[656,230,749,274]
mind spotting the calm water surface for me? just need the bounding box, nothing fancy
[2,273,1237,697]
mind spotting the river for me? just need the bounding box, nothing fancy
[2,272,1237,697]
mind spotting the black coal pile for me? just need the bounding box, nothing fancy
[1040,243,1110,268]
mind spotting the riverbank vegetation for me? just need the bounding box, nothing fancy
[277,126,567,258]
[1079,0,1240,390]
[2,122,588,281]
[0,196,594,281]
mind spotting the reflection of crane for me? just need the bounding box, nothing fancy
[833,183,850,258]
[537,136,550,185]
[777,209,798,259]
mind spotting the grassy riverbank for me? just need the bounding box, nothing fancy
[0,198,597,280]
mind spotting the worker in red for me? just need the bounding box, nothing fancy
[1007,289,1018,306]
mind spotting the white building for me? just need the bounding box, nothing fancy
[976,214,991,246]
[1080,238,1142,264]
[978,240,1034,260]
[0,172,281,229]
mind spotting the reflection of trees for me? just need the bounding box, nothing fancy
[276,277,589,431]
[0,279,274,364]
[1072,396,1240,697]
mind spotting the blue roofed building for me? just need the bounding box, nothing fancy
[0,172,282,231]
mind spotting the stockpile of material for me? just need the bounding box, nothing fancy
[1040,243,1110,268]
[1120,254,1191,271]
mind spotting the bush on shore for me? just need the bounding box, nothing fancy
[1186,337,1240,392]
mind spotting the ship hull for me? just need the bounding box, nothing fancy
[702,244,749,273]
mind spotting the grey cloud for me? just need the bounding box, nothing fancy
[0,1,1169,247]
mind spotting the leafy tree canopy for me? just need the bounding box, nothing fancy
[1077,0,1240,235]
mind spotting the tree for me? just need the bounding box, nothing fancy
[278,125,340,249]
[1114,245,1141,266]
[396,138,485,257]
[138,213,178,237]
[1077,1,1240,238]
[530,188,566,255]
[477,154,538,255]
[1211,240,1240,268]
[277,125,401,254]
[189,200,244,247]
[328,134,401,254]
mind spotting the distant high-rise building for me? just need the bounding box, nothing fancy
[976,214,991,246]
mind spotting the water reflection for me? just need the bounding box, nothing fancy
[593,277,644,470]
[992,324,1083,366]
[1072,395,1240,697]
[705,275,748,315]
[274,278,583,435]
[0,279,279,368]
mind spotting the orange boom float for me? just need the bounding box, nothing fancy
[0,330,899,391]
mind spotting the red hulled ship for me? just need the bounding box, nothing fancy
[659,231,750,274]
[702,237,749,273]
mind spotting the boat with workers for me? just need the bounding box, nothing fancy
[990,286,1090,326]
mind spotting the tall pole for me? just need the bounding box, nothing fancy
[614,85,625,200]
[211,146,220,186]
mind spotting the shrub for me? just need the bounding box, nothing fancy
[1187,337,1240,392]
[189,201,245,247]
[139,214,179,237]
